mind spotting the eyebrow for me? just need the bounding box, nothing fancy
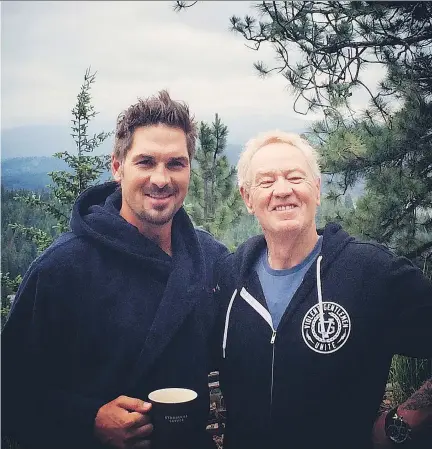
[131,154,189,164]
[256,170,276,177]
[168,156,189,164]
[255,168,304,179]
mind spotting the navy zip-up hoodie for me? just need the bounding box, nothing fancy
[2,182,228,449]
[215,223,432,449]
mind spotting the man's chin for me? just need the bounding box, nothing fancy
[270,220,301,234]
[145,216,173,226]
[139,209,177,227]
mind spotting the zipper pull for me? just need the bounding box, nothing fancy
[270,330,277,344]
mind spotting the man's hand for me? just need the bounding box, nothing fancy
[94,395,153,449]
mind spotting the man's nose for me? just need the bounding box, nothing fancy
[150,165,169,188]
[273,177,293,196]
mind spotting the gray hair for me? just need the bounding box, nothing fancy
[237,130,321,189]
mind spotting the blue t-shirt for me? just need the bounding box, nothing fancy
[255,237,323,329]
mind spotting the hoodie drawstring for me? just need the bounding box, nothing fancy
[316,255,326,338]
[222,289,237,359]
[223,255,324,357]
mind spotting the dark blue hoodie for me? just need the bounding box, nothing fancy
[215,223,432,449]
[2,181,228,449]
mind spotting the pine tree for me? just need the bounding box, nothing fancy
[222,2,432,121]
[2,68,112,317]
[10,68,112,253]
[186,113,244,242]
[1,272,22,330]
[319,93,432,272]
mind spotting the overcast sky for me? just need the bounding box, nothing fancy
[1,1,385,146]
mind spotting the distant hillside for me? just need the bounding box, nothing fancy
[1,156,111,191]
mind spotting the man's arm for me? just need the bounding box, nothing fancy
[373,379,432,448]
[387,255,432,358]
[2,266,153,449]
[372,253,432,447]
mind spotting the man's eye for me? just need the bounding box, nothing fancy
[288,177,304,184]
[168,161,186,169]
[138,159,153,166]
[259,179,274,187]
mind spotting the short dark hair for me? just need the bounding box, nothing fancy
[113,90,197,161]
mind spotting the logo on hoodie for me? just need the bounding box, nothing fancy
[301,302,351,354]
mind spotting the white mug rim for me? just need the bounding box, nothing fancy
[148,388,198,404]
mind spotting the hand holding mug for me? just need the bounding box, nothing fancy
[94,395,153,449]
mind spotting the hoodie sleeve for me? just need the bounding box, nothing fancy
[1,264,105,449]
[387,254,432,359]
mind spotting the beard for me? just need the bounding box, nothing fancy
[140,185,181,225]
[137,205,179,226]
[119,182,185,230]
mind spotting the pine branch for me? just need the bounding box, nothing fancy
[173,1,198,12]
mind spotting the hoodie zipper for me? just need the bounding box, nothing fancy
[270,329,277,406]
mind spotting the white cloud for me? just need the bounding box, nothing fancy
[1,1,386,144]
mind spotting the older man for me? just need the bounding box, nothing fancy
[214,131,432,449]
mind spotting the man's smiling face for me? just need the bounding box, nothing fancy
[112,124,190,235]
[241,142,321,237]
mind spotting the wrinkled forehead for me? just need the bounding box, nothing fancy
[248,142,313,180]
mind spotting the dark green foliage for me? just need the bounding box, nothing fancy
[389,356,432,406]
[318,94,432,272]
[1,271,22,329]
[186,114,245,241]
[1,187,58,329]
[222,213,262,252]
[1,187,57,278]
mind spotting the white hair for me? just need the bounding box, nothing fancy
[237,130,321,190]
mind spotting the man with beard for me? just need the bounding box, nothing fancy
[2,91,228,449]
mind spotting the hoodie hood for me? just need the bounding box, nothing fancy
[232,223,354,283]
[70,181,206,282]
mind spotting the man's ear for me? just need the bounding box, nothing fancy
[315,177,321,206]
[111,154,122,182]
[240,186,254,214]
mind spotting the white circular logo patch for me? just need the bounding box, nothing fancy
[301,302,351,354]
